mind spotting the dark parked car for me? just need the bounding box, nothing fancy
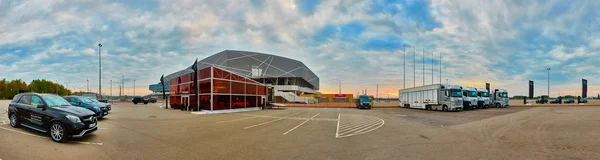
[564,98,575,104]
[549,98,560,104]
[147,97,157,103]
[85,97,111,111]
[8,93,98,142]
[578,98,588,103]
[132,96,148,104]
[64,96,108,119]
[535,98,548,104]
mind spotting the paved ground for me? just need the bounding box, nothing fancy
[1,100,600,160]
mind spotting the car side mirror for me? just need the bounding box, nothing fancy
[76,102,82,106]
[37,104,46,108]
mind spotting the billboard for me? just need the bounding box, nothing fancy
[582,79,587,98]
[529,80,534,99]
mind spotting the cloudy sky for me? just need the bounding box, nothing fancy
[1,0,599,97]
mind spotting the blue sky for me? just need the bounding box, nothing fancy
[1,0,600,97]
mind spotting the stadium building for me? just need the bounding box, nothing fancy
[166,50,320,112]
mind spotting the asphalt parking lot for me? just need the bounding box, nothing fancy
[1,101,600,160]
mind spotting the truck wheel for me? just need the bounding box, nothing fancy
[50,122,67,142]
[442,105,448,111]
[495,103,501,108]
[9,113,20,128]
[134,102,138,105]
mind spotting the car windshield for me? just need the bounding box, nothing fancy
[41,95,71,107]
[80,97,94,103]
[87,97,100,103]
[468,91,478,97]
[450,90,462,97]
[481,92,489,97]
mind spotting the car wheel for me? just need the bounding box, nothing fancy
[9,113,20,128]
[50,122,67,142]
[134,102,138,104]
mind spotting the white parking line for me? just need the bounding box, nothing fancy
[0,126,104,145]
[244,112,302,129]
[283,113,320,135]
[336,113,340,138]
[216,112,280,123]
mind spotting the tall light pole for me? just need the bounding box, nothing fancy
[98,43,102,96]
[422,48,425,86]
[339,81,341,94]
[55,80,59,95]
[547,68,551,97]
[87,79,89,93]
[413,46,416,87]
[431,51,434,84]
[110,80,112,101]
[403,45,406,89]
[439,52,442,84]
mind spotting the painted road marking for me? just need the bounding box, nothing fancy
[217,112,281,123]
[244,112,302,129]
[336,113,340,138]
[283,113,320,135]
[335,114,385,138]
[0,126,103,145]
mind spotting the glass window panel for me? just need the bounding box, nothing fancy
[199,95,210,110]
[199,67,211,79]
[245,96,258,108]
[232,96,246,109]
[246,84,257,95]
[199,80,211,93]
[213,80,231,93]
[213,95,231,110]
[231,81,245,94]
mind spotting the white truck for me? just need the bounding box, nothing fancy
[461,86,479,110]
[399,84,464,111]
[491,89,509,108]
[476,88,490,109]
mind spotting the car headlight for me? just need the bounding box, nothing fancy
[66,115,82,123]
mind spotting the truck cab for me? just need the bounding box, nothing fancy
[476,88,490,109]
[356,95,372,109]
[492,89,509,108]
[438,84,464,111]
[461,86,479,110]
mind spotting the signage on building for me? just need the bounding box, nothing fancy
[335,94,347,98]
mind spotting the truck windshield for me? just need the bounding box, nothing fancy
[481,92,489,97]
[359,96,370,102]
[500,93,508,98]
[468,91,478,97]
[450,90,462,97]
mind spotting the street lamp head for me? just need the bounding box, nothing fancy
[98,43,102,47]
[547,68,551,70]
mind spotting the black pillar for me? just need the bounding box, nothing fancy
[529,80,534,99]
[582,79,587,98]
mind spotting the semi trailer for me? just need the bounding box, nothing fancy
[461,86,479,110]
[491,89,509,108]
[399,84,464,111]
[476,88,490,109]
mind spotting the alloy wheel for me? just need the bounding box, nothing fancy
[10,114,17,126]
[51,123,64,141]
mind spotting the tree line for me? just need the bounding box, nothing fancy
[0,79,72,99]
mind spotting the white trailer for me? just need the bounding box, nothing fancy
[399,84,464,111]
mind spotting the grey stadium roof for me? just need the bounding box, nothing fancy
[165,50,319,90]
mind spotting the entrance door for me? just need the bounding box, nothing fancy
[181,96,189,110]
